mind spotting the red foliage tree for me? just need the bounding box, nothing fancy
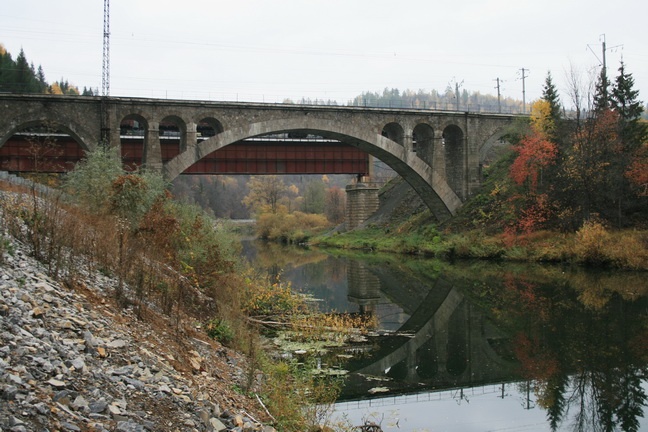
[510,131,558,192]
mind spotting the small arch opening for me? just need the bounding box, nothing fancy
[381,122,405,146]
[197,117,223,141]
[413,123,435,165]
[120,115,149,171]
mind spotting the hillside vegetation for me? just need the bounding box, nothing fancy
[314,69,648,271]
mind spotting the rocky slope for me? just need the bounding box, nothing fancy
[0,208,274,431]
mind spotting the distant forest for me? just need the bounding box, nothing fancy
[0,44,97,96]
[293,87,525,114]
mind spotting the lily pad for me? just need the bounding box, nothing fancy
[368,387,390,394]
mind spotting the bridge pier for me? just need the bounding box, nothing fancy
[345,181,380,230]
[185,122,198,151]
[144,124,163,172]
[347,261,381,314]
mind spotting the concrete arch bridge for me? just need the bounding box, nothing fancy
[0,94,519,220]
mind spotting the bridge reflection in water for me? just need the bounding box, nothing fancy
[340,260,517,401]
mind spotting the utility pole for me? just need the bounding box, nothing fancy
[101,0,110,145]
[453,79,464,111]
[587,34,623,103]
[519,68,528,113]
[494,78,502,113]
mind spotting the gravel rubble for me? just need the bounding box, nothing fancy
[0,231,276,432]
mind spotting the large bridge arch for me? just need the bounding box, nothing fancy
[163,117,463,220]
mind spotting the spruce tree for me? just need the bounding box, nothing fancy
[611,61,647,151]
[592,69,611,114]
[0,49,16,93]
[542,71,561,121]
[15,49,32,93]
[541,71,563,144]
[36,65,47,93]
[609,61,648,225]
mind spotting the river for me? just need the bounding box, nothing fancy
[242,239,648,431]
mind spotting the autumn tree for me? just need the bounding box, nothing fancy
[559,108,621,224]
[507,100,559,233]
[50,79,80,95]
[510,100,558,193]
[242,175,287,215]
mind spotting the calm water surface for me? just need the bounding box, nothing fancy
[243,240,648,431]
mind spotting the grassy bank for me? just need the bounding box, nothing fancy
[312,222,648,271]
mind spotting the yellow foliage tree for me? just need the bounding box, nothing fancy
[49,82,63,95]
[530,99,555,137]
[242,175,287,215]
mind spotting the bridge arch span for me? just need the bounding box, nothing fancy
[0,113,95,152]
[480,127,512,166]
[163,117,463,219]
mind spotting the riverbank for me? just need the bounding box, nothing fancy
[311,223,648,271]
[0,227,274,432]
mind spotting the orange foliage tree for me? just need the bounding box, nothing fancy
[625,143,648,196]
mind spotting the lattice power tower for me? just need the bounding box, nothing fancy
[101,0,110,144]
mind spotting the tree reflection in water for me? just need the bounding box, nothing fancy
[500,272,647,432]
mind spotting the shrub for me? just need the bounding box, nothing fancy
[572,220,611,266]
[240,271,307,318]
[256,210,330,243]
[205,318,234,345]
[63,146,123,213]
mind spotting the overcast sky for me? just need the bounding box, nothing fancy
[2,0,647,108]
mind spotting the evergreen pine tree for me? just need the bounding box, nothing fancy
[609,61,648,225]
[0,49,16,93]
[542,71,562,121]
[541,71,563,144]
[36,65,47,93]
[15,49,33,93]
[611,61,647,151]
[592,69,611,113]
